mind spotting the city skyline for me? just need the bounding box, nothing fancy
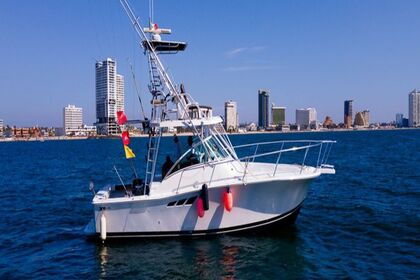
[1,0,420,126]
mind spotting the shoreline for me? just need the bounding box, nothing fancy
[0,127,417,142]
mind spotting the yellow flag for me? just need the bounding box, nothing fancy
[124,145,136,159]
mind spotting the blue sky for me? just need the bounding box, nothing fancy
[1,0,419,127]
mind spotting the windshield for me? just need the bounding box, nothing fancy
[164,135,230,178]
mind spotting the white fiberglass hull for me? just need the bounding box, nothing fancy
[86,176,313,238]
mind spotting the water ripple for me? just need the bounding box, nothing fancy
[0,130,419,279]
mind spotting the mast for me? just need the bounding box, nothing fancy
[120,0,191,121]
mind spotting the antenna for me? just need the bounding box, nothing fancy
[149,0,153,28]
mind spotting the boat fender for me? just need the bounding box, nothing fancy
[224,187,233,212]
[197,197,205,218]
[100,213,107,241]
[201,184,209,211]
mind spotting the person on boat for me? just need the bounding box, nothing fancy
[182,135,201,167]
[173,134,194,160]
[161,155,174,179]
[173,134,182,158]
[187,135,193,149]
[172,134,202,169]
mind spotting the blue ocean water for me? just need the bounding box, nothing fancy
[0,129,418,279]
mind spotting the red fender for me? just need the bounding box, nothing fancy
[197,197,205,218]
[224,188,233,212]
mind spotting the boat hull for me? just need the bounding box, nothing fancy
[89,202,302,238]
[86,177,312,238]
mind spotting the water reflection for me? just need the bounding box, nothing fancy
[94,227,306,279]
[220,245,239,279]
[98,245,108,278]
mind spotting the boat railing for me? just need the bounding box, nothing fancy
[173,140,335,193]
[232,139,335,174]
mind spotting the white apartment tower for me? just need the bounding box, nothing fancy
[408,89,420,127]
[296,108,317,129]
[95,58,124,135]
[63,105,83,135]
[116,74,125,113]
[224,100,238,132]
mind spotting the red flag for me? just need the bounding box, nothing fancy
[121,131,130,146]
[117,111,127,125]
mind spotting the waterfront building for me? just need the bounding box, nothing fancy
[354,110,369,127]
[408,89,420,127]
[258,89,270,129]
[402,118,409,127]
[63,105,83,135]
[344,100,353,128]
[362,110,369,125]
[396,113,404,127]
[224,100,238,132]
[271,105,286,127]
[296,108,317,130]
[12,127,30,138]
[0,119,3,136]
[56,125,96,137]
[322,116,336,128]
[116,74,125,113]
[95,58,124,135]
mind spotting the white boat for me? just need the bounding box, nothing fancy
[85,0,336,240]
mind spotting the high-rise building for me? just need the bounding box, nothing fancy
[354,110,369,127]
[95,58,124,135]
[344,100,353,128]
[296,108,317,129]
[362,110,369,125]
[63,105,83,135]
[224,100,238,132]
[396,113,404,127]
[116,74,125,113]
[271,105,286,126]
[0,119,3,136]
[258,89,270,128]
[408,89,420,127]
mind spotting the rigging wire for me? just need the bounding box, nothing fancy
[128,61,147,120]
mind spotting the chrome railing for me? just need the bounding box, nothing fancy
[171,140,335,193]
[233,140,335,167]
